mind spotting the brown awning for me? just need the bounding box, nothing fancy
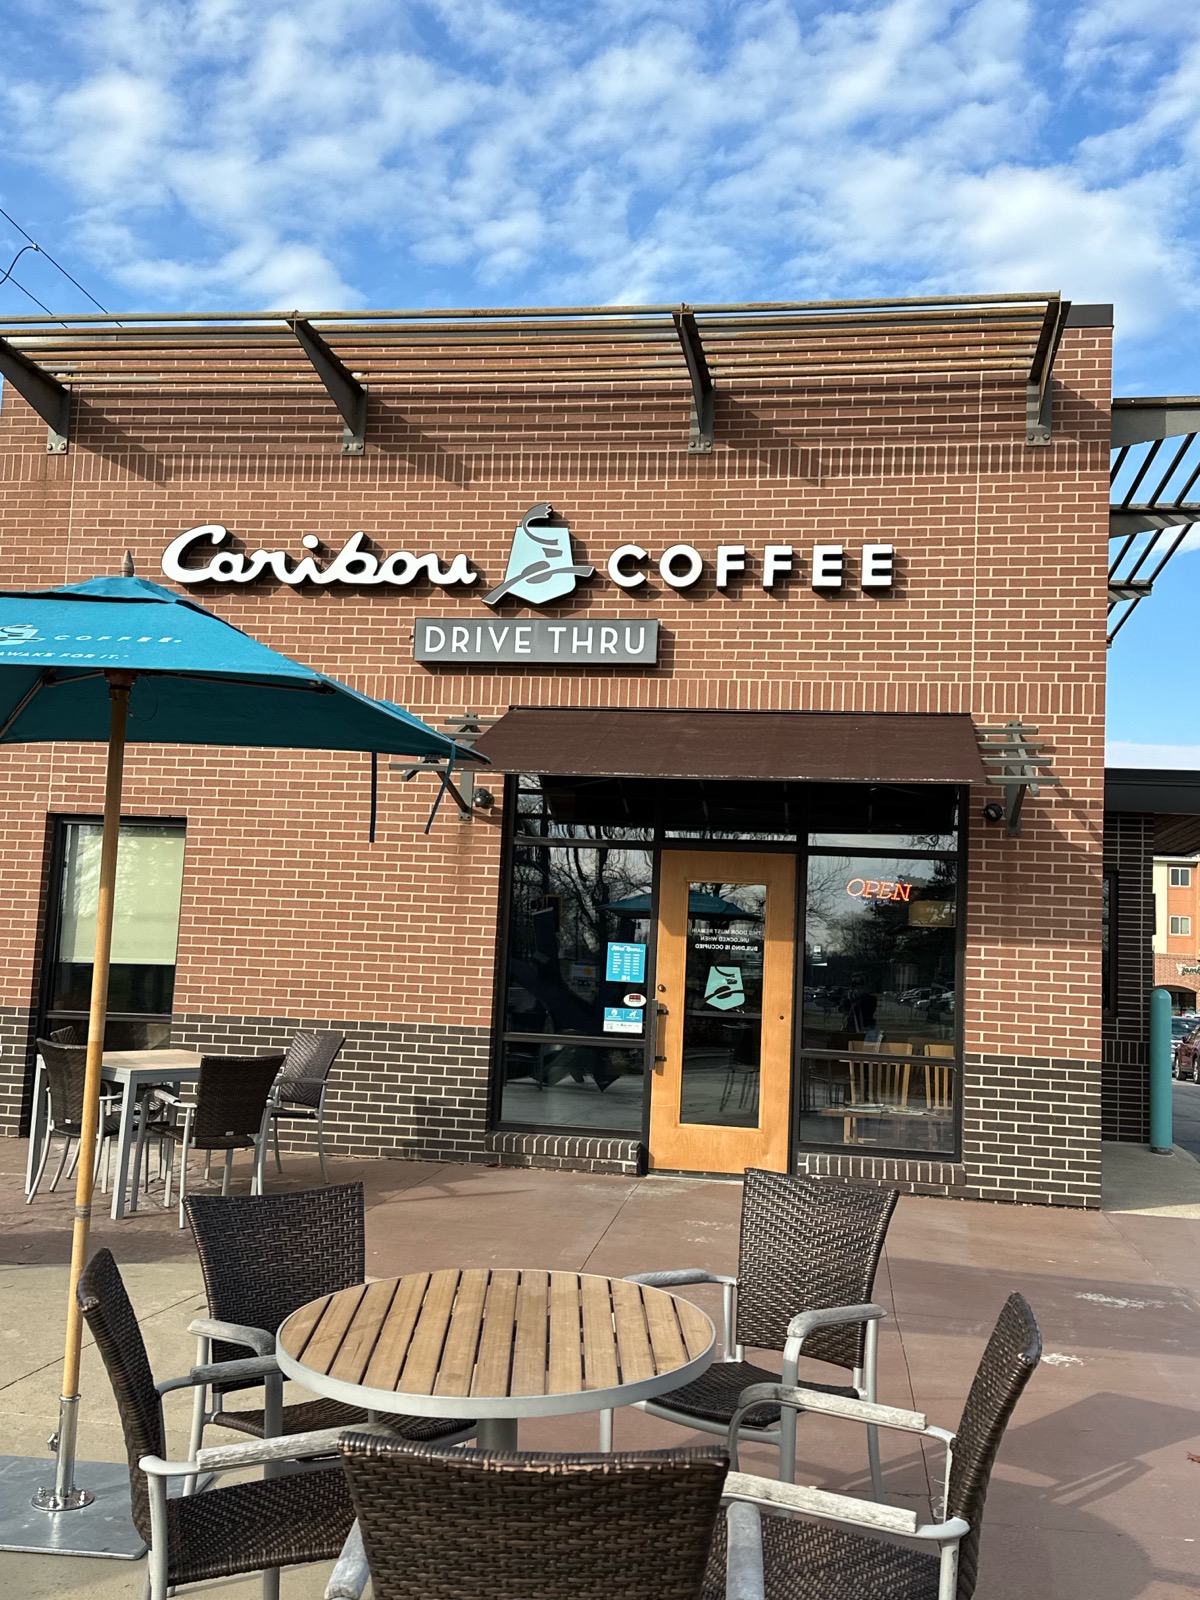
[472,708,986,784]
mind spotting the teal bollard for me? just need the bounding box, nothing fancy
[1149,986,1174,1154]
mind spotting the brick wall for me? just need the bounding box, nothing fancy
[0,315,1112,1203]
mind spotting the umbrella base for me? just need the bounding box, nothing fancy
[0,1456,213,1558]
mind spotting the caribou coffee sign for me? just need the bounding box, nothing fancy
[161,507,896,666]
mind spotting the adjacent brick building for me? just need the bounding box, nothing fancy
[0,296,1114,1205]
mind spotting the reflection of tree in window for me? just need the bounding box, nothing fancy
[507,846,652,1036]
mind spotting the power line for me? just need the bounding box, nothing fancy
[4,270,69,326]
[0,204,111,315]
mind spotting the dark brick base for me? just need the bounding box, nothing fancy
[485,1129,644,1176]
[171,1013,492,1162]
[0,1011,1103,1206]
[0,1005,34,1136]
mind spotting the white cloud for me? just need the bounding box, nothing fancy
[1107,741,1200,770]
[1,0,1199,325]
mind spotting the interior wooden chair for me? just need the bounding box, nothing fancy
[845,1042,913,1143]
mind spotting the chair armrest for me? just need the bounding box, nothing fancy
[625,1269,737,1288]
[155,1354,280,1396]
[724,1500,765,1600]
[147,1087,182,1108]
[786,1303,886,1342]
[732,1382,929,1435]
[139,1423,362,1483]
[195,1425,351,1472]
[186,1316,275,1356]
[724,1470,920,1536]
[325,1523,370,1600]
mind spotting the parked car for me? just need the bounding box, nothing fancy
[1173,1024,1200,1082]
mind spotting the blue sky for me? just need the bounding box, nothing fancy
[1,0,1198,762]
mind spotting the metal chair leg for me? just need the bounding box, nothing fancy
[316,1112,331,1185]
[598,1408,613,1451]
[49,1135,74,1192]
[25,1126,53,1203]
[221,1148,233,1196]
[177,1134,190,1229]
[273,1119,283,1175]
[204,1151,212,1182]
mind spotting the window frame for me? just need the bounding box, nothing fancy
[1170,866,1193,888]
[490,776,967,1163]
[1170,914,1192,937]
[37,813,187,1049]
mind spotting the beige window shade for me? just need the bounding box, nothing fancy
[59,825,186,966]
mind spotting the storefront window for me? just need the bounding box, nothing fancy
[499,841,652,1133]
[798,850,959,1156]
[44,819,187,1050]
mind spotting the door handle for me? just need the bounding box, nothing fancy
[654,1004,669,1070]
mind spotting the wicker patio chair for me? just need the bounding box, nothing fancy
[77,1247,356,1600]
[183,1183,474,1465]
[602,1169,898,1496]
[26,1038,122,1202]
[256,1029,346,1188]
[705,1292,1042,1600]
[335,1433,729,1600]
[134,1053,282,1226]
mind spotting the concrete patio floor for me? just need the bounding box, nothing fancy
[1,1135,1198,1599]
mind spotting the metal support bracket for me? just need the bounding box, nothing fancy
[0,334,70,453]
[389,713,498,820]
[287,317,367,454]
[673,306,715,453]
[977,721,1058,836]
[1026,379,1054,447]
[1026,297,1071,447]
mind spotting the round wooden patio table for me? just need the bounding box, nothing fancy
[276,1267,716,1450]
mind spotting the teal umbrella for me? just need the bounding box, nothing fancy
[0,570,478,1518]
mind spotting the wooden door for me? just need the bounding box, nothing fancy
[648,851,796,1174]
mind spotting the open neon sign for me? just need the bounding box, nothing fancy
[846,878,913,903]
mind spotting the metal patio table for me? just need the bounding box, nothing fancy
[25,1048,202,1221]
[276,1267,716,1451]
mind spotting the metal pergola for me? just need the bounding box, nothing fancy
[1109,398,1200,642]
[0,293,1068,457]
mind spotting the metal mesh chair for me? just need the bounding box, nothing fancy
[258,1029,346,1187]
[77,1247,356,1600]
[135,1054,282,1226]
[603,1169,898,1494]
[26,1038,122,1202]
[337,1432,729,1600]
[704,1292,1043,1600]
[183,1183,474,1461]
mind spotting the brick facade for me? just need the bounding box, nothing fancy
[0,306,1112,1205]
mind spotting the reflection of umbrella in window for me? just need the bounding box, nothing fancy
[603,891,762,919]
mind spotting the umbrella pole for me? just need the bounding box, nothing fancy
[35,672,133,1512]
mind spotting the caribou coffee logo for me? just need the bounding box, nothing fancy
[482,504,593,606]
[160,510,897,601]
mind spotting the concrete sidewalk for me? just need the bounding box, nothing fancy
[1,1136,1198,1599]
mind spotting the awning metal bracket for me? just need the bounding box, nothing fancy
[390,713,498,819]
[1026,297,1071,447]
[977,721,1058,835]
[673,306,715,454]
[287,316,367,454]
[0,333,70,453]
